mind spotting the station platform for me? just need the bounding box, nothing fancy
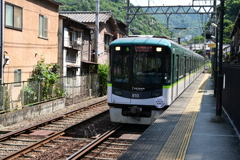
[118,73,240,160]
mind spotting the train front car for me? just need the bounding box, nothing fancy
[107,37,172,125]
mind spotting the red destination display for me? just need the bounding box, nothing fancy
[135,46,152,52]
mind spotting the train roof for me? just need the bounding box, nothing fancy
[110,37,204,59]
[110,37,171,47]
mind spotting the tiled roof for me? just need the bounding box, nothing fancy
[48,0,63,5]
[59,11,113,23]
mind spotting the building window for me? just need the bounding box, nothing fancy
[39,15,48,39]
[104,34,110,51]
[67,69,76,84]
[70,31,83,49]
[5,3,22,30]
[66,50,77,63]
[14,69,21,83]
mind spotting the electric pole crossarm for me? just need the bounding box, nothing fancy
[125,5,215,15]
[127,7,140,24]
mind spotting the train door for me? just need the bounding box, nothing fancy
[184,56,186,89]
[186,58,190,86]
[171,54,178,101]
[176,55,179,97]
[189,57,191,84]
[190,57,192,83]
[171,55,175,101]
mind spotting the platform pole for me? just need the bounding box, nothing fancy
[211,0,225,123]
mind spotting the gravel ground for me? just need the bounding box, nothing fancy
[1,96,107,131]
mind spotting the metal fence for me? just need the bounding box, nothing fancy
[222,63,240,134]
[0,73,99,113]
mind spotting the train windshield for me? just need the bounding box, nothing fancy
[112,46,130,83]
[133,46,163,85]
[112,45,170,86]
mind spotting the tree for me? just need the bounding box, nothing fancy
[193,36,204,43]
[57,0,171,37]
[223,19,234,44]
[225,0,240,22]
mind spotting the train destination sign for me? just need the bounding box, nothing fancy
[135,46,153,52]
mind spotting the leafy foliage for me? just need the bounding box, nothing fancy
[220,0,240,44]
[56,0,240,43]
[225,0,240,22]
[98,64,108,96]
[23,57,64,104]
[0,86,10,112]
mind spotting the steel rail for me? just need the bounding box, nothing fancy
[1,131,65,160]
[67,124,123,160]
[0,99,107,141]
[1,109,109,160]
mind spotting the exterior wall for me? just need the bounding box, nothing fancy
[4,0,59,83]
[59,18,92,76]
[82,28,92,62]
[85,22,114,64]
[98,25,108,64]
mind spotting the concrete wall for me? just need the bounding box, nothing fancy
[0,98,65,127]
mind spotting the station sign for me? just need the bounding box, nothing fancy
[208,43,216,48]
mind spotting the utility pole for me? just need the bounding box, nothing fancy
[95,0,99,63]
[126,0,130,36]
[174,28,187,44]
[213,0,218,97]
[0,0,3,84]
[211,0,225,123]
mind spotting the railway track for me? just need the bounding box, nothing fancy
[0,99,109,159]
[67,124,148,160]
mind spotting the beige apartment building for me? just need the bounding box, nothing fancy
[3,0,61,83]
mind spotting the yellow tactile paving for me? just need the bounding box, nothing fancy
[157,74,209,160]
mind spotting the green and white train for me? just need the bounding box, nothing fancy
[107,37,205,125]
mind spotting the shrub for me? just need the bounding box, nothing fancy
[98,64,108,96]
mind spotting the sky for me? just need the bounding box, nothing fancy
[130,0,216,6]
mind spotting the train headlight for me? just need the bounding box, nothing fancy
[156,47,162,52]
[114,90,122,96]
[151,91,161,97]
[115,46,121,51]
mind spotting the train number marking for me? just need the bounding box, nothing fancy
[132,94,139,98]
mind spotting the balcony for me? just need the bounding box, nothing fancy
[69,41,82,50]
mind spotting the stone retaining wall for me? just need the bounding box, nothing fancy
[0,98,65,127]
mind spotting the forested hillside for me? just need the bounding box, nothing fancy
[56,0,171,37]
[56,0,240,43]
[222,0,240,43]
